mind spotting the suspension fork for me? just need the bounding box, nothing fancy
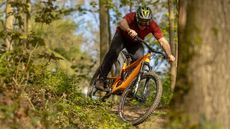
[133,62,145,95]
[143,62,151,96]
[133,62,151,99]
[133,74,141,95]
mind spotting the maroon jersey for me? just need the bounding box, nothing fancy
[117,12,163,43]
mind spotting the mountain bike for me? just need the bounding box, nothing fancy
[88,37,165,125]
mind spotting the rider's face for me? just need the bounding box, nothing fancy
[138,24,147,30]
[138,21,149,30]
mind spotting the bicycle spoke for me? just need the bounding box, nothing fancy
[119,72,162,125]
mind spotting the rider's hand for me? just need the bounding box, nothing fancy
[127,29,137,38]
[168,54,175,62]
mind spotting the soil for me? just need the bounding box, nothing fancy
[111,104,168,129]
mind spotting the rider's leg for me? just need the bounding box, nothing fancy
[125,41,144,61]
[95,32,125,90]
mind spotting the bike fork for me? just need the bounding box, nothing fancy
[133,63,150,102]
[133,74,141,95]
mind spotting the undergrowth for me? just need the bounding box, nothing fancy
[0,50,131,129]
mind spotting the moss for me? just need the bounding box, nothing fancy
[0,50,131,129]
[211,27,218,36]
[174,1,204,103]
[166,111,225,129]
[161,75,174,106]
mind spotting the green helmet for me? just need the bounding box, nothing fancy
[136,6,152,26]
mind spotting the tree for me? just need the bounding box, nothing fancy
[168,0,177,91]
[176,0,230,128]
[23,0,31,33]
[99,0,110,64]
[5,0,14,50]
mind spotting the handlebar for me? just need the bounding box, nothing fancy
[134,37,166,58]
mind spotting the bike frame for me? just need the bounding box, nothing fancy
[107,53,151,94]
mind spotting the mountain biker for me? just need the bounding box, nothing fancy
[95,6,175,91]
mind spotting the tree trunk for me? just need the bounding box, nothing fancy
[176,0,230,128]
[5,0,14,50]
[24,0,31,33]
[99,0,110,64]
[168,0,177,91]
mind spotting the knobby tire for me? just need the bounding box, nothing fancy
[118,71,162,125]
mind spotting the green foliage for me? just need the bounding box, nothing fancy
[0,49,29,83]
[0,71,131,129]
[0,1,133,128]
[34,0,62,24]
[161,75,173,106]
[31,19,82,59]
[0,48,131,128]
[8,1,30,30]
[34,70,74,95]
[0,0,179,128]
[10,1,30,14]
[32,19,97,76]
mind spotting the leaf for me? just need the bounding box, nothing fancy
[19,34,28,39]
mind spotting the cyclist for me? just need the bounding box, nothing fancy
[95,6,175,91]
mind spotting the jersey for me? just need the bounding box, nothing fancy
[117,12,163,43]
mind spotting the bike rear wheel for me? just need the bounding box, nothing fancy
[88,68,112,101]
[118,71,162,125]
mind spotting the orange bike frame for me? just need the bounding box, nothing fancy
[110,53,151,93]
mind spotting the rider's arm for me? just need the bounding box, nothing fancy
[118,19,131,32]
[118,19,137,38]
[158,37,175,61]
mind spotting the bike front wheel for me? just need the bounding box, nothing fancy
[118,71,162,125]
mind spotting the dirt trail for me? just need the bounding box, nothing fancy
[135,109,168,129]
[111,105,168,129]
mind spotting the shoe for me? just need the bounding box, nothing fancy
[95,79,106,91]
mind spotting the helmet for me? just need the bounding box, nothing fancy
[136,6,152,26]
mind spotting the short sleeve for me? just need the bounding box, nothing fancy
[150,21,163,40]
[123,12,136,24]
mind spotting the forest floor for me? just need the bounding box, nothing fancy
[110,104,169,129]
[136,109,168,129]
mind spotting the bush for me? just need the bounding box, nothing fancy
[160,75,173,107]
[0,49,132,129]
